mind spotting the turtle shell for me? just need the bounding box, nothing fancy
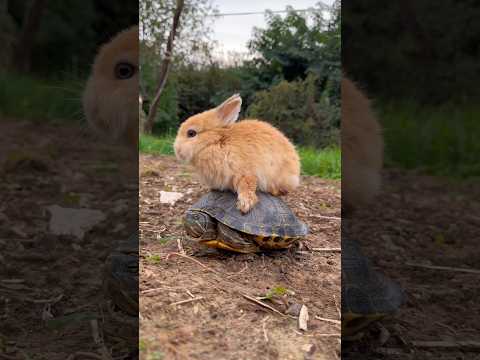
[342,238,404,316]
[189,190,308,238]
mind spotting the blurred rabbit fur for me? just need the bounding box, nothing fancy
[174,94,301,213]
[83,26,139,149]
[342,76,384,214]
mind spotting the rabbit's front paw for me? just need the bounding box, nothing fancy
[237,192,258,213]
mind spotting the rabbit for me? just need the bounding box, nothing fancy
[342,76,384,215]
[174,94,301,213]
[83,26,139,150]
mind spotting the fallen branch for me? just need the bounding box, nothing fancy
[406,263,480,275]
[311,248,341,253]
[166,252,220,275]
[315,316,341,325]
[412,340,480,350]
[66,352,103,360]
[170,297,204,306]
[241,294,285,317]
[311,215,341,221]
[0,353,20,360]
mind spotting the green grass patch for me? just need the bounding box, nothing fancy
[0,72,85,122]
[139,135,175,155]
[299,146,341,179]
[378,101,480,178]
[139,134,341,179]
[145,254,162,264]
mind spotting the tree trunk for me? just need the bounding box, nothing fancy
[143,0,184,134]
[12,0,48,73]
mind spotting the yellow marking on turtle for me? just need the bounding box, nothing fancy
[342,311,388,336]
[255,235,266,243]
[201,240,252,254]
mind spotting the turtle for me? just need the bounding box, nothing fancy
[103,232,139,316]
[342,236,405,336]
[184,190,309,253]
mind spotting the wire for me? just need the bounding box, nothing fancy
[211,9,312,17]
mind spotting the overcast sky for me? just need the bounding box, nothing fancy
[210,0,336,55]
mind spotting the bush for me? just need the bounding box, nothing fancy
[247,74,339,148]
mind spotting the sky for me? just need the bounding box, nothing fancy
[210,0,335,56]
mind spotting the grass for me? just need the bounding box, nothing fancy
[377,101,480,178]
[139,135,175,156]
[0,72,84,122]
[139,134,341,179]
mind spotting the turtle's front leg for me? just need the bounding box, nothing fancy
[214,223,260,253]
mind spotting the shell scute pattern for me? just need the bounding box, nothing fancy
[191,191,308,240]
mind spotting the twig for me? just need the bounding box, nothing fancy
[411,340,480,350]
[262,316,270,342]
[406,262,480,275]
[313,333,341,337]
[241,294,285,317]
[185,289,195,298]
[141,286,178,295]
[170,297,204,306]
[26,293,63,304]
[0,353,19,360]
[315,316,341,325]
[311,248,341,253]
[333,295,341,318]
[166,252,220,274]
[90,319,102,345]
[66,353,103,360]
[311,215,341,221]
[177,238,185,254]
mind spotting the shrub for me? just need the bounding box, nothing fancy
[247,74,339,148]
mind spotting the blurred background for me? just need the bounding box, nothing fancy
[343,1,480,357]
[343,1,480,178]
[0,1,138,358]
[139,0,341,179]
[0,0,137,122]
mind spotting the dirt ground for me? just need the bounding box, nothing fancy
[343,169,480,359]
[0,119,138,359]
[139,154,341,360]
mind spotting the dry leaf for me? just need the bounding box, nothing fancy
[298,304,309,331]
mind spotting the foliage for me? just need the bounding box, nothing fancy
[247,74,338,148]
[139,135,341,179]
[378,101,480,178]
[343,0,480,103]
[140,0,217,65]
[144,3,341,150]
[0,72,83,122]
[248,4,336,81]
[6,0,138,76]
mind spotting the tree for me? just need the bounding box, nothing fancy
[144,0,184,134]
[12,0,48,73]
[248,3,334,82]
[140,0,216,65]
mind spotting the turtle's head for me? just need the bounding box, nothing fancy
[184,210,217,240]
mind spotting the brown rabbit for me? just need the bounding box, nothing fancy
[342,76,384,214]
[174,94,301,213]
[83,26,139,149]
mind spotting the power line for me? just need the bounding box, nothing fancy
[211,9,314,17]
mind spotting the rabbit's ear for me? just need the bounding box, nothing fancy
[216,94,242,125]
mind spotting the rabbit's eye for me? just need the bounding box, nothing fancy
[114,62,135,79]
[187,129,197,138]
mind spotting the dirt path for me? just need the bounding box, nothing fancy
[343,169,480,359]
[139,154,341,360]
